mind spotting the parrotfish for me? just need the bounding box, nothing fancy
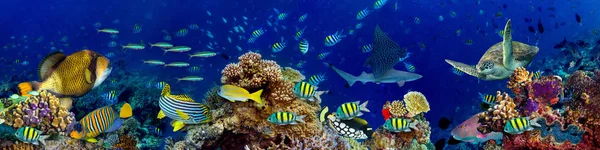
[451,113,503,143]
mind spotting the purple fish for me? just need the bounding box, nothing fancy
[451,113,503,143]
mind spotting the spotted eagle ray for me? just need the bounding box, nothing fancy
[364,25,408,78]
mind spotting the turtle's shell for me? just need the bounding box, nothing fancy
[477,41,539,68]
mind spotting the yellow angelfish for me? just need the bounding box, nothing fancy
[157,84,211,131]
[217,84,264,105]
[70,103,132,143]
[17,50,112,109]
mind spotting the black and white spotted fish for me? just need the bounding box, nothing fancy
[321,110,373,140]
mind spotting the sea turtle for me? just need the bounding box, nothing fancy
[445,19,539,80]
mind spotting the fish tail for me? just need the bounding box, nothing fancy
[95,28,100,33]
[17,82,39,96]
[359,101,370,112]
[161,84,171,96]
[39,135,49,146]
[148,42,154,48]
[329,64,358,86]
[249,89,264,105]
[163,49,168,55]
[142,60,146,64]
[188,55,193,61]
[120,103,133,118]
[529,117,542,127]
[295,115,306,124]
[120,45,125,50]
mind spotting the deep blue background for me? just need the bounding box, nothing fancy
[1,0,599,144]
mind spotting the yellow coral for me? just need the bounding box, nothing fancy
[479,91,518,123]
[389,100,407,117]
[403,91,430,117]
[281,67,305,82]
[508,67,533,89]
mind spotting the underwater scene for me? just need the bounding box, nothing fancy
[1,0,600,150]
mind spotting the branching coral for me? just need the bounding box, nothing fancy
[389,100,408,118]
[221,52,283,89]
[479,91,518,131]
[281,67,305,82]
[0,90,75,135]
[403,91,430,117]
[508,67,533,93]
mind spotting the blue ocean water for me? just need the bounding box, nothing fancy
[1,0,599,149]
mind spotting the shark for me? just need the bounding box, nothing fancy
[329,64,422,87]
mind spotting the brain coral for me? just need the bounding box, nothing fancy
[403,91,430,117]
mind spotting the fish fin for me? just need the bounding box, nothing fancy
[171,94,195,102]
[176,109,190,120]
[85,137,98,143]
[445,59,483,79]
[397,80,405,87]
[84,69,93,84]
[330,64,358,86]
[38,51,65,81]
[171,120,186,132]
[119,103,133,118]
[157,110,166,119]
[59,97,73,110]
[529,117,542,127]
[17,82,38,97]
[161,84,171,96]
[162,49,168,55]
[39,135,49,146]
[148,43,154,48]
[360,101,370,112]
[105,119,122,133]
[295,115,306,124]
[481,132,503,142]
[319,106,329,123]
[249,89,264,105]
[409,121,418,130]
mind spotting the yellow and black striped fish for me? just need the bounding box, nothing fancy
[479,93,496,105]
[15,126,48,145]
[383,118,416,132]
[308,74,327,86]
[504,117,541,134]
[69,103,132,143]
[293,81,317,100]
[267,111,305,125]
[299,39,309,54]
[335,101,370,120]
[324,31,346,46]
[404,62,416,72]
[533,70,541,79]
[157,84,211,132]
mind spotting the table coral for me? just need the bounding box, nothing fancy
[0,90,75,135]
[403,91,430,117]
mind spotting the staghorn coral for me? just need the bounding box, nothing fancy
[113,134,139,150]
[281,67,305,82]
[403,91,430,117]
[389,100,408,118]
[479,91,518,131]
[0,91,75,135]
[528,75,563,105]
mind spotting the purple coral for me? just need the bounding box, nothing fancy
[524,98,539,116]
[529,77,562,104]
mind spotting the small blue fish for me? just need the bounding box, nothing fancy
[318,52,331,60]
[163,35,172,41]
[102,90,118,105]
[298,14,308,22]
[175,29,189,37]
[362,44,373,53]
[187,66,201,73]
[105,52,115,58]
[155,81,167,89]
[272,38,287,53]
[132,24,142,33]
[299,39,309,54]
[148,126,163,136]
[324,31,346,46]
[398,52,411,62]
[188,24,199,30]
[308,74,327,85]
[451,67,464,76]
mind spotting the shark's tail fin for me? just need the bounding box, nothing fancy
[329,64,359,87]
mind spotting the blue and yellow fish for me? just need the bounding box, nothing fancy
[277,13,288,20]
[308,74,327,85]
[373,0,388,9]
[298,14,308,22]
[479,93,496,105]
[414,17,421,24]
[15,126,48,145]
[465,39,473,45]
[456,29,462,36]
[418,42,426,51]
[356,8,370,20]
[451,67,465,76]
[318,52,331,60]
[299,39,309,54]
[383,118,417,132]
[533,70,541,79]
[335,101,370,120]
[272,38,287,52]
[70,103,133,143]
[157,84,211,131]
[504,117,542,134]
[295,27,306,40]
[324,31,346,46]
[267,111,305,125]
[155,81,167,89]
[187,66,201,73]
[252,28,265,38]
[362,44,373,53]
[148,126,163,136]
[175,29,188,37]
[293,81,327,102]
[102,90,118,105]
[404,62,416,72]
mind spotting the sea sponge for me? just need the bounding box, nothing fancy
[389,100,408,118]
[403,91,430,117]
[281,67,305,82]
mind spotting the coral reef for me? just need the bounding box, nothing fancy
[0,90,75,136]
[221,52,283,89]
[281,67,305,82]
[528,75,563,105]
[365,115,432,149]
[389,100,408,118]
[117,117,142,137]
[478,91,518,131]
[403,91,430,117]
[507,67,533,93]
[113,134,139,150]
[502,118,585,149]
[43,136,104,150]
[0,143,37,150]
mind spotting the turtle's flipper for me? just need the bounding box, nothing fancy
[502,19,516,70]
[445,59,484,79]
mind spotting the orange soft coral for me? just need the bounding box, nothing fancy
[508,67,533,95]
